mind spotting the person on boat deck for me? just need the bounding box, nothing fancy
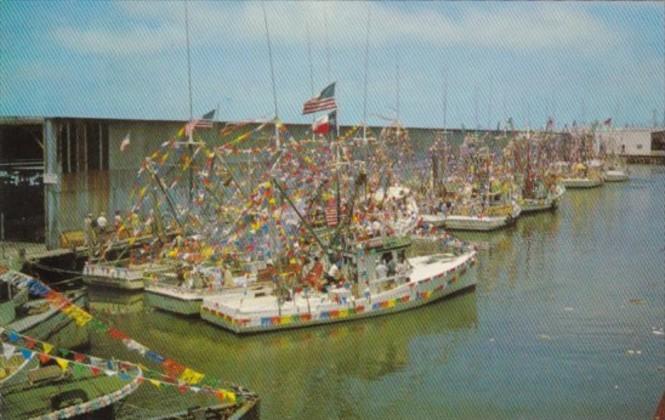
[386,254,397,277]
[83,213,95,247]
[113,210,122,232]
[324,260,341,291]
[375,260,388,281]
[97,212,108,233]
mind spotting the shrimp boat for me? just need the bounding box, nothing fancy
[440,178,522,231]
[201,235,477,334]
[443,203,521,231]
[557,161,605,189]
[1,269,89,350]
[604,157,629,182]
[201,127,477,333]
[520,185,565,213]
[82,260,174,291]
[505,131,566,214]
[145,262,265,316]
[0,350,142,420]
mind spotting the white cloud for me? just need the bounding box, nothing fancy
[51,2,627,55]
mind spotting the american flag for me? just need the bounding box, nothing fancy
[185,109,216,136]
[325,200,338,227]
[303,83,337,115]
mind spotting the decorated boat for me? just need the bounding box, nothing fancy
[604,168,629,182]
[443,203,521,231]
[0,268,89,350]
[604,157,629,182]
[0,349,141,420]
[201,235,477,334]
[556,160,605,189]
[502,130,567,214]
[145,262,265,316]
[521,184,566,213]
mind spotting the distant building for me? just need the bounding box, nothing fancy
[595,128,665,157]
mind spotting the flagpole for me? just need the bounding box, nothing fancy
[306,20,315,141]
[261,1,280,148]
[324,5,331,83]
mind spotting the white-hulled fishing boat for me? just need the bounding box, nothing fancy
[604,169,629,182]
[521,185,566,213]
[82,261,174,291]
[201,236,477,334]
[604,157,630,182]
[421,213,447,227]
[560,177,604,188]
[559,160,605,189]
[145,263,263,316]
[444,203,521,231]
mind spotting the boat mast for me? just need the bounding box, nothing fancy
[261,1,280,148]
[306,21,315,141]
[362,5,371,142]
[184,0,195,204]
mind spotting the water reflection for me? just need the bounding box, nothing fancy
[88,286,144,315]
[90,291,477,417]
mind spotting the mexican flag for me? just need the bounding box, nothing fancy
[313,111,336,135]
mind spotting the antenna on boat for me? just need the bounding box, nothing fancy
[473,84,479,130]
[442,66,448,133]
[362,4,371,142]
[261,1,280,148]
[395,50,400,124]
[488,75,493,130]
[184,0,193,121]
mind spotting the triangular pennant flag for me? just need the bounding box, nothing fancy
[55,357,69,371]
[2,343,16,359]
[149,378,161,388]
[72,363,87,378]
[42,342,53,354]
[20,349,33,360]
[38,353,51,364]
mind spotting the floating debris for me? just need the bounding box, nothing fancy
[564,306,574,312]
[628,298,646,305]
[537,334,552,341]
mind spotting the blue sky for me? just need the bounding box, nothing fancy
[1,1,663,129]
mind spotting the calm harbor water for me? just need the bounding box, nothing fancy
[88,165,664,419]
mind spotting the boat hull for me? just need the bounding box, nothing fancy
[521,186,565,214]
[604,170,629,182]
[444,215,516,231]
[82,275,145,291]
[421,214,446,227]
[7,291,90,350]
[145,286,203,316]
[561,177,604,189]
[201,252,477,334]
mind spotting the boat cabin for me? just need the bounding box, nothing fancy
[340,236,412,294]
